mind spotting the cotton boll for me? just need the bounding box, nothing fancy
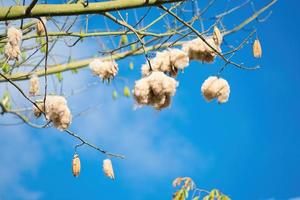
[4,27,22,60]
[4,43,21,60]
[89,59,118,81]
[201,76,230,104]
[133,71,178,110]
[169,48,189,71]
[103,159,115,180]
[36,17,47,35]
[7,26,22,46]
[29,74,39,96]
[133,77,151,105]
[182,37,221,63]
[141,49,189,77]
[33,96,72,130]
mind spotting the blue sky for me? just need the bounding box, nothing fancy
[0,0,300,200]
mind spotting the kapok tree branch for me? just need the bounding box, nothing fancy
[0,0,185,21]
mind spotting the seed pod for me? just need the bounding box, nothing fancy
[103,159,115,180]
[253,39,262,58]
[36,17,47,35]
[72,154,81,177]
[213,26,222,45]
[29,74,39,96]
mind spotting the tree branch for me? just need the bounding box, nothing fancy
[0,0,185,21]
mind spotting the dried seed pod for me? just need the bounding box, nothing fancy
[72,154,81,177]
[103,159,115,180]
[253,39,262,58]
[213,26,222,45]
[36,17,47,35]
[29,74,39,96]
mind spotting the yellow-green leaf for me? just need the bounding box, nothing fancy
[123,86,130,97]
[121,35,128,45]
[129,62,134,70]
[1,63,10,74]
[112,90,118,100]
[55,72,63,82]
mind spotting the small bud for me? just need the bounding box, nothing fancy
[253,39,262,58]
[72,154,81,177]
[103,159,115,180]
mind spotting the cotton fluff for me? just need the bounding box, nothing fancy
[182,36,221,63]
[36,17,47,35]
[141,48,189,77]
[4,27,22,60]
[29,74,39,96]
[33,95,72,130]
[103,159,115,180]
[89,59,118,81]
[201,76,230,104]
[133,71,178,110]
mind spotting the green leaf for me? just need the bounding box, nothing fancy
[1,63,10,74]
[71,68,78,74]
[192,197,199,200]
[220,194,231,200]
[112,90,118,100]
[123,86,130,97]
[55,72,63,82]
[209,189,220,199]
[131,43,136,50]
[36,37,47,53]
[129,62,134,70]
[121,35,128,45]
[1,91,11,110]
[21,51,27,61]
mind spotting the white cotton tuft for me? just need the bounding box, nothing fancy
[103,159,115,180]
[4,27,22,60]
[182,36,221,63]
[141,48,189,77]
[133,71,178,110]
[201,76,230,104]
[4,43,21,60]
[36,17,47,35]
[89,59,118,81]
[29,74,39,96]
[33,95,72,130]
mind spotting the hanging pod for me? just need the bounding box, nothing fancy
[72,153,81,177]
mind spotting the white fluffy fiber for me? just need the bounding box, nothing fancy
[141,48,189,77]
[29,74,39,96]
[133,71,178,110]
[89,59,118,81]
[4,26,22,60]
[201,76,230,103]
[33,95,72,130]
[182,36,221,63]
